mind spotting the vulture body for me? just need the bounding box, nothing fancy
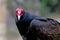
[15,8,60,40]
[27,18,60,40]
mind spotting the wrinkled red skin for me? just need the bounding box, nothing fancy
[16,8,23,17]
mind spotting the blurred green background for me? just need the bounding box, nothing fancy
[0,0,60,40]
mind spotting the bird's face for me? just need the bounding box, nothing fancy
[16,8,24,21]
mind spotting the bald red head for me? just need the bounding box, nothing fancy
[16,8,24,20]
[16,8,24,16]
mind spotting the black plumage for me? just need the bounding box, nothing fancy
[16,11,36,36]
[26,18,60,40]
[15,9,60,40]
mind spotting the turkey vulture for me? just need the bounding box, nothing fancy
[15,8,60,40]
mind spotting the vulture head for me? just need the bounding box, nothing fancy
[15,8,24,22]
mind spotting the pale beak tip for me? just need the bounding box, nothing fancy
[18,16,20,20]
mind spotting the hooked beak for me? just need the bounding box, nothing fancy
[18,16,21,20]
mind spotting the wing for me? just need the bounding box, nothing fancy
[27,18,60,40]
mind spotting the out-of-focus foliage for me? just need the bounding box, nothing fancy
[7,0,13,9]
[7,0,60,17]
[40,0,60,16]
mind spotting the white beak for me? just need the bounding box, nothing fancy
[18,16,20,20]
